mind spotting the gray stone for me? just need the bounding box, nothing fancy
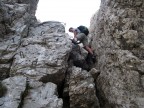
[23,82,63,108]
[21,0,39,15]
[0,2,32,81]
[141,75,144,88]
[90,0,144,107]
[0,64,11,80]
[0,1,7,37]
[10,22,72,85]
[0,76,27,108]
[89,68,100,80]
[1,0,19,4]
[28,21,65,36]
[67,66,100,108]
[0,1,69,108]
[1,0,39,15]
[2,0,144,107]
[0,35,21,63]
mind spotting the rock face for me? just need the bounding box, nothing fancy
[67,66,100,108]
[90,0,144,108]
[0,0,72,108]
[0,0,34,80]
[0,76,27,108]
[10,22,71,85]
[1,0,144,107]
[23,82,63,108]
[1,0,39,14]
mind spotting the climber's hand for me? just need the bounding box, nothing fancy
[70,39,79,44]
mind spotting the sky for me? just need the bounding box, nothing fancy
[36,0,101,32]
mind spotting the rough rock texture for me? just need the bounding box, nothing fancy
[23,82,63,108]
[63,66,100,108]
[1,0,39,14]
[2,0,144,107]
[0,0,71,108]
[0,76,26,108]
[10,22,71,84]
[0,0,32,80]
[0,82,7,98]
[90,0,144,108]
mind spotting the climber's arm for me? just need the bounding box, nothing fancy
[84,46,93,55]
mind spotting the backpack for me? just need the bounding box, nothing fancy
[77,25,89,36]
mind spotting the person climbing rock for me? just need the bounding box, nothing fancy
[69,25,96,64]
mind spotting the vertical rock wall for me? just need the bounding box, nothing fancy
[2,0,144,107]
[90,0,144,108]
[0,0,98,108]
[1,0,39,14]
[0,0,72,108]
[0,0,32,80]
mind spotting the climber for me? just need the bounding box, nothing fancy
[69,26,96,63]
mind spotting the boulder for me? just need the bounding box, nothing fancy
[64,66,100,108]
[0,76,26,108]
[23,82,63,108]
[10,22,72,85]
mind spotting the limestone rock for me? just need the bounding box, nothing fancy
[89,68,100,80]
[0,0,69,108]
[23,82,63,108]
[1,0,39,15]
[0,76,27,108]
[0,1,32,81]
[0,82,7,98]
[0,64,11,80]
[10,22,72,85]
[90,0,144,107]
[65,66,100,108]
[2,0,144,107]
